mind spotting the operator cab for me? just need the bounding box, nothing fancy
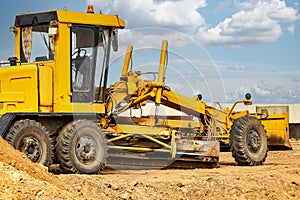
[9,7,124,105]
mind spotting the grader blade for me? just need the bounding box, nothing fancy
[106,140,219,170]
[169,140,219,169]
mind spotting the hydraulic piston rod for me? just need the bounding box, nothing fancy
[122,45,133,76]
[155,40,168,105]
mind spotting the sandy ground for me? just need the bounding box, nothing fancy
[0,138,299,200]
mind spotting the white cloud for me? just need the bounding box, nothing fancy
[86,0,300,48]
[268,1,299,22]
[288,24,295,36]
[235,1,256,10]
[84,1,300,104]
[223,75,300,103]
[197,0,299,47]
[225,82,272,103]
[227,64,250,70]
[117,28,194,49]
[87,0,206,32]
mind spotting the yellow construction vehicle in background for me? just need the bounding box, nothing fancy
[0,6,291,174]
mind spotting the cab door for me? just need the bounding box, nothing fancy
[71,25,98,103]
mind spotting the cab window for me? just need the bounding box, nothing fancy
[20,25,55,62]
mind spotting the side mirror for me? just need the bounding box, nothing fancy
[112,30,118,52]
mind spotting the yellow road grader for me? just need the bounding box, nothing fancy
[0,6,291,173]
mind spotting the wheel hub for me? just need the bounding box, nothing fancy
[247,130,261,153]
[76,136,97,162]
[21,138,41,162]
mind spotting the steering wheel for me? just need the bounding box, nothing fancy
[72,48,87,59]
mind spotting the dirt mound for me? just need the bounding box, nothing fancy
[0,137,55,183]
[0,137,80,199]
[0,137,300,199]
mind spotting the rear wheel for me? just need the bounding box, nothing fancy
[5,119,54,166]
[230,116,268,166]
[56,120,106,174]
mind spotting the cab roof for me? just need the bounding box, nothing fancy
[14,9,125,29]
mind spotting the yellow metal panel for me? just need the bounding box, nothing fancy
[54,103,105,113]
[52,23,72,109]
[127,80,138,95]
[71,103,105,113]
[7,104,17,111]
[14,27,21,60]
[38,64,53,107]
[0,64,38,113]
[56,11,125,28]
[230,110,249,120]
[161,90,206,116]
[39,106,52,112]
[260,112,291,148]
[0,92,24,102]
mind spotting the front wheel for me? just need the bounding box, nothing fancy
[5,119,54,166]
[230,116,268,166]
[55,120,107,174]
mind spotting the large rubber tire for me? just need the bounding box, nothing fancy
[5,119,54,166]
[55,120,107,174]
[230,116,268,166]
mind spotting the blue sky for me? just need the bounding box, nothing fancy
[0,0,299,104]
